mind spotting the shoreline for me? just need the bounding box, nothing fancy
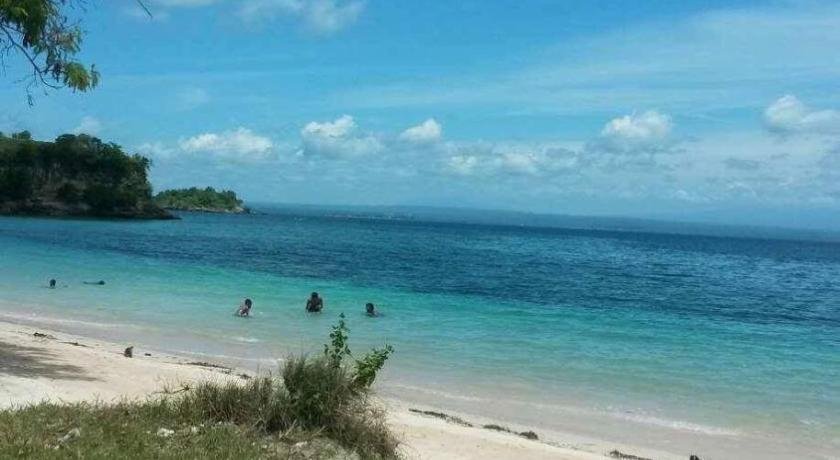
[0,319,673,460]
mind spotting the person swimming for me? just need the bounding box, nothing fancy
[49,279,56,289]
[83,280,106,285]
[235,298,253,317]
[306,292,323,313]
[365,302,377,317]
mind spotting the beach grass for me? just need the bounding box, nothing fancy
[0,361,397,459]
[0,328,400,460]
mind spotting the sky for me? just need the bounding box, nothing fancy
[2,0,840,228]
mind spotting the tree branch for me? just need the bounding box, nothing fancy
[0,24,62,91]
[136,0,153,18]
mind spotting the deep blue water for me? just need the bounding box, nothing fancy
[1,210,838,458]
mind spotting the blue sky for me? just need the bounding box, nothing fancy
[3,0,840,227]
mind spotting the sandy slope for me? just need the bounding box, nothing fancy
[0,322,608,460]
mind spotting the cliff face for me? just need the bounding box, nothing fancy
[0,198,175,219]
[0,133,174,220]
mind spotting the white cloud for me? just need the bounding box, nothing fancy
[601,110,672,144]
[136,142,176,159]
[239,0,364,35]
[442,143,584,178]
[179,127,274,161]
[588,110,676,159]
[495,149,578,176]
[303,114,355,138]
[300,115,382,157]
[400,118,442,144]
[445,155,478,176]
[72,116,102,135]
[764,95,840,135]
[498,151,540,176]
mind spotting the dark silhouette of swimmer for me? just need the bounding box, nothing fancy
[306,292,323,312]
[83,280,105,285]
[236,298,252,317]
[365,302,377,317]
[49,279,56,289]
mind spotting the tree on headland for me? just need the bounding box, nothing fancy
[10,130,31,140]
[154,187,247,213]
[0,131,170,218]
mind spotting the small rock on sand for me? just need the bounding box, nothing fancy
[124,346,133,358]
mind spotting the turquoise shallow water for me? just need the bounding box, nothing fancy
[1,211,839,458]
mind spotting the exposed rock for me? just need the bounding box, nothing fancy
[408,408,473,427]
[481,424,539,440]
[608,450,652,460]
[518,430,539,440]
[185,361,231,371]
[124,346,133,358]
[33,332,55,339]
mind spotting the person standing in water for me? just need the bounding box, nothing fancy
[49,279,56,289]
[306,292,323,312]
[365,302,378,317]
[235,298,253,317]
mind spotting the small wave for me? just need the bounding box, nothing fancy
[612,412,740,436]
[387,383,486,403]
[0,311,141,330]
[169,349,278,366]
[231,336,260,343]
[798,418,827,427]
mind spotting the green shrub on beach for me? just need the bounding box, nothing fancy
[0,317,398,459]
[324,313,395,389]
[354,345,394,389]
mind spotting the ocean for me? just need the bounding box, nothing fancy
[1,209,838,459]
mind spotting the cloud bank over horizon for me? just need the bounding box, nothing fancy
[132,93,840,225]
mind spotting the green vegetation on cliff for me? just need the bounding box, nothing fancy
[0,132,171,219]
[154,187,247,213]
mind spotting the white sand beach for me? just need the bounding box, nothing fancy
[0,320,672,460]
